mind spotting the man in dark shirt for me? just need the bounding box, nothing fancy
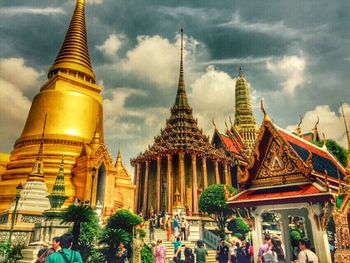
[216,239,229,263]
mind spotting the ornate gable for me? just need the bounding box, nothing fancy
[248,120,312,187]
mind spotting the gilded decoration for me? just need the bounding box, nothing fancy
[257,139,300,178]
[334,191,350,262]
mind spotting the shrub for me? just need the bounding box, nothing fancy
[141,245,153,263]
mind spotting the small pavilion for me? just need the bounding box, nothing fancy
[227,103,347,263]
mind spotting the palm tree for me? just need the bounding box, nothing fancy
[60,202,97,249]
[99,228,130,262]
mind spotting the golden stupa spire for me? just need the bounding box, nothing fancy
[48,0,95,83]
[28,115,47,182]
[116,144,123,167]
[341,104,350,176]
[174,28,189,108]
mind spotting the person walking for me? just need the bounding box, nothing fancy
[167,217,173,241]
[173,215,180,238]
[172,236,182,262]
[45,233,83,263]
[229,240,237,263]
[184,244,195,263]
[155,239,167,263]
[181,218,187,241]
[115,243,128,263]
[294,238,318,263]
[35,237,60,263]
[149,216,156,241]
[216,239,229,263]
[263,237,285,263]
[194,240,208,263]
[257,234,271,263]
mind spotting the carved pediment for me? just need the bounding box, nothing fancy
[255,137,309,181]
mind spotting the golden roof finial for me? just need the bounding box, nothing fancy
[341,104,350,176]
[295,115,302,136]
[212,118,217,130]
[322,132,328,150]
[48,0,95,82]
[260,98,270,122]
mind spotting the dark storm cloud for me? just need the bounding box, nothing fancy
[1,0,349,167]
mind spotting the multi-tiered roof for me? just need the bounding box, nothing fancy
[132,29,226,162]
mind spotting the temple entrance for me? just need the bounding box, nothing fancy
[96,164,106,206]
[253,205,322,262]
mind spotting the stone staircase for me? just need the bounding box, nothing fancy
[145,228,217,263]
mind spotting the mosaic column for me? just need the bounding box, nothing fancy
[202,157,208,189]
[167,154,173,214]
[191,154,198,214]
[142,160,150,215]
[179,152,185,206]
[214,160,220,184]
[156,156,161,213]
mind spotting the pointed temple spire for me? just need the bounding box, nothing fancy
[48,0,95,83]
[341,104,350,176]
[115,144,123,168]
[28,115,47,182]
[47,156,68,210]
[174,28,189,108]
[234,67,259,152]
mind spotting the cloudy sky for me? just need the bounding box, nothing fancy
[1,0,349,172]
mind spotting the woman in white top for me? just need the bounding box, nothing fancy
[263,237,286,263]
[295,238,318,263]
[229,240,238,263]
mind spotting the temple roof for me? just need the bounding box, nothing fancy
[241,110,346,192]
[115,147,132,178]
[212,128,247,162]
[279,129,346,181]
[48,0,95,83]
[227,182,333,208]
[132,30,227,163]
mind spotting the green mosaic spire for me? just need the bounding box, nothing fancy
[234,67,259,152]
[48,156,68,209]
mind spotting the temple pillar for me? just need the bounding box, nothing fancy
[214,160,220,184]
[156,156,161,214]
[224,162,230,185]
[202,157,208,189]
[191,154,198,214]
[142,160,150,215]
[167,154,173,214]
[179,152,185,206]
[134,163,141,213]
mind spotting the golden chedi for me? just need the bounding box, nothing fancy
[0,0,134,215]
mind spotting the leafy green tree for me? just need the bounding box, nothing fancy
[141,245,153,263]
[199,184,237,233]
[60,203,97,249]
[99,209,142,263]
[227,217,251,240]
[312,139,347,167]
[106,209,143,235]
[79,214,100,261]
[99,228,130,262]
